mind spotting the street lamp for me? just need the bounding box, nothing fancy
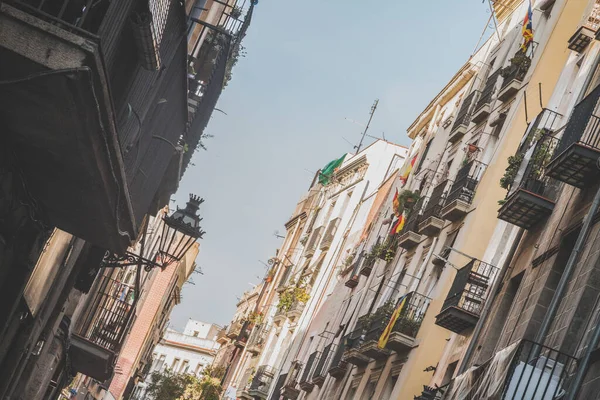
[102,194,205,270]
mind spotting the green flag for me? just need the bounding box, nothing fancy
[319,154,346,185]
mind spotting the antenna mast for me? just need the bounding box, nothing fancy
[356,99,379,153]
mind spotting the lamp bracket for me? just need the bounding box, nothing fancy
[101,251,165,272]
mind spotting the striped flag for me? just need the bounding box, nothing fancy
[521,2,533,52]
[399,155,418,186]
[378,295,408,349]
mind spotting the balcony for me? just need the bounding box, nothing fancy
[398,198,424,250]
[216,329,229,345]
[345,274,360,289]
[70,272,135,381]
[449,91,477,143]
[299,351,320,392]
[327,342,349,379]
[472,69,502,124]
[499,123,561,229]
[442,160,485,222]
[226,320,244,339]
[568,6,600,53]
[386,292,430,354]
[435,260,498,334]
[360,256,376,277]
[342,330,370,367]
[273,307,287,327]
[547,84,600,188]
[445,340,577,400]
[358,304,395,360]
[281,361,302,400]
[312,343,333,386]
[287,300,306,322]
[248,365,275,399]
[498,52,531,102]
[320,218,340,251]
[247,324,269,356]
[419,181,450,236]
[304,226,323,258]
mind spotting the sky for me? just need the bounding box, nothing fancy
[170,1,491,329]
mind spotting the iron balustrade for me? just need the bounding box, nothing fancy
[247,323,269,350]
[300,351,320,384]
[82,272,135,351]
[400,196,425,235]
[392,291,431,338]
[445,160,486,205]
[451,91,477,132]
[313,343,333,379]
[501,340,578,400]
[441,260,498,317]
[421,180,450,221]
[554,84,600,157]
[249,365,275,396]
[475,69,502,111]
[283,361,303,388]
[500,55,531,90]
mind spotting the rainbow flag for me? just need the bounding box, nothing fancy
[399,155,418,186]
[378,295,408,349]
[521,2,533,52]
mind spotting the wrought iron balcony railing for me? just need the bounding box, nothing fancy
[299,351,320,391]
[312,343,333,385]
[248,365,275,399]
[435,259,498,334]
[392,291,430,339]
[327,341,349,378]
[443,340,577,400]
[445,160,485,206]
[419,180,451,236]
[450,91,477,141]
[247,323,269,355]
[547,84,600,187]
[473,69,502,121]
[281,361,302,399]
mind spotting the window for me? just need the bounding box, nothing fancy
[193,331,200,337]
[180,360,190,374]
[415,139,432,174]
[195,363,203,376]
[154,354,166,372]
[171,358,180,371]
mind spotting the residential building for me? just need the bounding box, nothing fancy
[0,0,256,398]
[130,319,221,399]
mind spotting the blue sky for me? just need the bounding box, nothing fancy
[171,1,491,328]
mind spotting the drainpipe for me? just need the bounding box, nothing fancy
[457,228,524,374]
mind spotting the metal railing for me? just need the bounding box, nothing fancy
[300,351,320,384]
[81,272,135,351]
[452,91,477,132]
[284,361,303,388]
[553,84,600,157]
[445,160,486,205]
[400,196,425,235]
[501,54,531,90]
[313,343,333,379]
[392,292,431,338]
[247,323,269,350]
[421,180,450,221]
[9,0,110,37]
[475,69,502,111]
[501,340,578,400]
[249,365,275,397]
[441,260,498,317]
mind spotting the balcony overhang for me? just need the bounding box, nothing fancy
[236,390,253,400]
[449,124,468,144]
[435,306,479,334]
[343,348,370,366]
[398,231,422,250]
[248,388,269,399]
[471,104,491,124]
[498,80,521,102]
[568,26,596,53]
[345,275,359,288]
[360,340,391,360]
[546,143,600,188]
[0,4,135,253]
[247,343,262,356]
[327,362,348,379]
[498,188,555,229]
[299,380,315,392]
[441,199,470,222]
[418,216,444,237]
[311,374,326,387]
[386,331,417,354]
[281,386,300,400]
[69,334,116,382]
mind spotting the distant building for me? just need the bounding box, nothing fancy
[130,319,221,399]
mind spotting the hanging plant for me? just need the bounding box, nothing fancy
[395,190,421,216]
[248,311,263,324]
[277,286,310,313]
[499,154,524,190]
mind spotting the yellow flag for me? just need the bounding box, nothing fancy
[378,296,407,349]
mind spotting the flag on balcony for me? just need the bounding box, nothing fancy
[390,213,405,235]
[378,295,408,349]
[392,189,401,216]
[399,154,418,186]
[521,2,533,52]
[318,154,346,185]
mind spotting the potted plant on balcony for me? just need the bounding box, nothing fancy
[501,51,531,81]
[396,190,420,216]
[277,286,310,313]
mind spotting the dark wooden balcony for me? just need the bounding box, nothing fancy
[449,91,477,143]
[386,292,430,354]
[311,343,333,386]
[419,181,450,236]
[499,130,560,229]
[498,53,531,102]
[547,85,600,188]
[471,69,502,124]
[435,260,497,334]
[442,160,485,222]
[248,365,275,399]
[299,351,319,392]
[327,342,349,379]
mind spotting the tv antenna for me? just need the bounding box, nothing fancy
[344,99,379,153]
